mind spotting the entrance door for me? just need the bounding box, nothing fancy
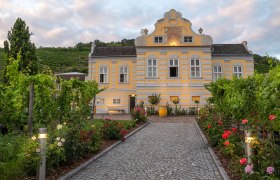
[130,96,136,112]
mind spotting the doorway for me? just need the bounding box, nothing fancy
[129,96,136,113]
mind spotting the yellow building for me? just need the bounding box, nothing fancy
[87,9,254,114]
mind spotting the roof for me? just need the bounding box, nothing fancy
[211,44,252,56]
[91,44,252,57]
[55,72,86,76]
[92,46,136,57]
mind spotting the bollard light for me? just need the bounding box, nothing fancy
[38,128,47,180]
[244,130,253,164]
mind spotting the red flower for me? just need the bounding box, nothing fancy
[224,130,232,136]
[207,125,211,129]
[121,129,128,136]
[224,141,230,146]
[231,127,237,132]
[240,158,247,165]
[222,133,229,139]
[242,119,248,124]
[218,121,223,125]
[269,115,276,121]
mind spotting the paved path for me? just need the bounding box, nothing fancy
[70,116,223,180]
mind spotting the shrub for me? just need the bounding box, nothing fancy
[131,106,147,123]
[166,102,173,115]
[0,134,40,179]
[102,121,123,140]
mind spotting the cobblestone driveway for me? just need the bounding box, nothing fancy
[70,116,223,180]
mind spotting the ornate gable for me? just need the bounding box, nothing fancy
[135,9,213,47]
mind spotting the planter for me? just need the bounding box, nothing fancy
[159,106,167,117]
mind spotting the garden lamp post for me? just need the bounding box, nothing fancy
[38,128,47,180]
[244,130,253,164]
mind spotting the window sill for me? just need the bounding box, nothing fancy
[119,82,130,84]
[168,77,181,79]
[146,77,159,79]
[190,77,203,79]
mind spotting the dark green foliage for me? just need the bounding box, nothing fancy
[0,133,40,179]
[102,121,123,140]
[6,18,38,76]
[254,54,280,74]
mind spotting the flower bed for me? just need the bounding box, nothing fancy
[0,119,138,180]
[198,66,280,179]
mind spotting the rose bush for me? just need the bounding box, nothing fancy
[199,64,280,178]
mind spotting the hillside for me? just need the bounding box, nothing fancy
[36,47,89,73]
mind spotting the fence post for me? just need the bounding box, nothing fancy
[38,128,47,180]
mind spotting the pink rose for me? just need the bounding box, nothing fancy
[242,119,248,124]
[269,115,276,121]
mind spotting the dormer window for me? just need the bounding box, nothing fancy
[184,36,193,43]
[154,36,163,43]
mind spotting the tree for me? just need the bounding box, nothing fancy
[5,17,38,76]
[4,18,38,136]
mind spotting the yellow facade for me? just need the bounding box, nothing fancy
[87,9,254,114]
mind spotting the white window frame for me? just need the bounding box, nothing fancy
[233,66,243,78]
[96,98,104,105]
[99,66,108,83]
[113,99,121,104]
[119,66,128,83]
[190,59,201,78]
[213,66,222,81]
[169,59,179,78]
[154,36,163,43]
[184,36,193,43]
[147,59,158,78]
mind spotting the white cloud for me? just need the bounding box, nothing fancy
[0,0,279,58]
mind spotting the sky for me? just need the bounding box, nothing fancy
[0,0,279,58]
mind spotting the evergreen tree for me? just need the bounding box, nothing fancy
[5,17,38,76]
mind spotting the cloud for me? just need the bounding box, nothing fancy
[0,0,279,58]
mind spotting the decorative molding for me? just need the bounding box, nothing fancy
[170,54,178,59]
[190,83,204,87]
[212,56,253,61]
[145,83,159,87]
[181,56,187,60]
[168,83,182,87]
[190,54,200,59]
[160,51,167,55]
[147,54,156,59]
[136,83,145,87]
